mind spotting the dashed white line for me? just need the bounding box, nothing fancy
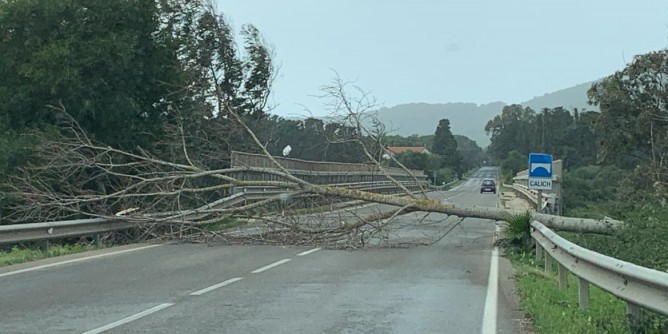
[481,224,500,334]
[297,247,321,256]
[190,277,244,296]
[0,244,163,279]
[251,259,291,273]
[81,303,174,334]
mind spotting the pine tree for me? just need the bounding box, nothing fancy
[432,119,463,175]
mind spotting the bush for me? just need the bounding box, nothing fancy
[429,167,456,185]
[562,165,626,217]
[498,211,532,252]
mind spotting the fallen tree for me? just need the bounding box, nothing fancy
[1,75,622,247]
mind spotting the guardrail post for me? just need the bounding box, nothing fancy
[536,190,543,211]
[94,233,101,247]
[535,243,543,262]
[558,263,568,289]
[39,240,49,252]
[626,302,641,328]
[578,277,589,310]
[544,251,552,272]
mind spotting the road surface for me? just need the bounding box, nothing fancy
[0,167,522,333]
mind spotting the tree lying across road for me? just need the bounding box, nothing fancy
[0,0,621,247]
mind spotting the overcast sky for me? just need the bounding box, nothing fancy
[217,0,668,117]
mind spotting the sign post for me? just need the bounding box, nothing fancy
[528,153,553,212]
[537,190,543,212]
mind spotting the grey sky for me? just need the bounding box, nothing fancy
[218,0,668,117]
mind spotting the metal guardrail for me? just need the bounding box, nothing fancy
[0,218,135,244]
[531,221,668,319]
[512,183,554,213]
[0,181,422,247]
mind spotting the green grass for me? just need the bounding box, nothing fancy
[445,177,468,189]
[501,184,513,192]
[201,217,246,231]
[509,252,667,334]
[0,243,99,267]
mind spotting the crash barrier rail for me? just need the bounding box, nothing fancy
[531,221,668,322]
[229,151,430,194]
[230,151,424,175]
[512,183,555,214]
[0,180,424,247]
[232,168,428,185]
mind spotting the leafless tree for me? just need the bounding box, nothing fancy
[2,76,621,247]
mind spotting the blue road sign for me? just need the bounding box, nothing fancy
[528,153,553,178]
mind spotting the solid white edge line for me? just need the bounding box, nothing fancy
[0,244,163,279]
[190,277,243,296]
[81,302,174,334]
[297,247,321,256]
[481,225,500,334]
[251,258,291,273]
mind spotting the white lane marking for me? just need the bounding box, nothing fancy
[0,244,163,279]
[81,303,174,334]
[481,225,500,334]
[190,277,243,296]
[297,247,321,256]
[251,259,291,273]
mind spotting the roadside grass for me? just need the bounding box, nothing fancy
[201,217,246,231]
[0,243,99,268]
[282,203,355,217]
[0,217,244,268]
[442,177,468,190]
[509,251,666,334]
[499,211,666,334]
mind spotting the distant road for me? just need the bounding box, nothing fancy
[0,167,522,334]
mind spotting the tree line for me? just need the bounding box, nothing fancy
[384,119,487,184]
[485,49,668,274]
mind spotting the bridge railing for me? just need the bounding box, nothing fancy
[512,183,554,213]
[231,151,423,176]
[512,160,562,215]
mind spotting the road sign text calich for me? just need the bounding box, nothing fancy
[528,153,553,190]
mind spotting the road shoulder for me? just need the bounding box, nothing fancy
[0,242,164,277]
[497,189,536,333]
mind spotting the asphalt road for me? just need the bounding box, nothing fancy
[0,167,522,334]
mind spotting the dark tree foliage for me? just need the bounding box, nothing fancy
[432,119,463,175]
[454,135,487,171]
[0,0,180,148]
[485,105,598,170]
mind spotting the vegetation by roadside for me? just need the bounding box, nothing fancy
[0,218,245,268]
[0,243,100,268]
[499,212,668,334]
[509,253,636,334]
[200,218,246,232]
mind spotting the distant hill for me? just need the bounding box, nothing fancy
[372,102,505,147]
[373,82,596,147]
[282,81,597,147]
[520,81,597,112]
